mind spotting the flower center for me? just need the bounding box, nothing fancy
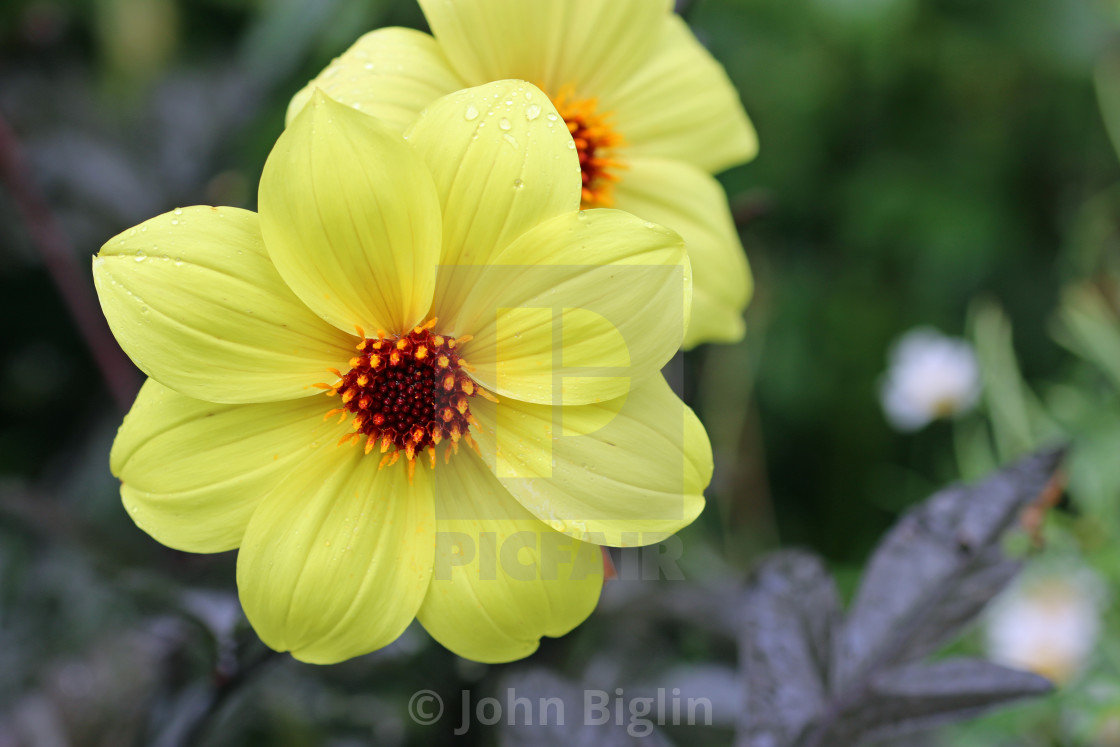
[551,86,625,208]
[319,319,484,481]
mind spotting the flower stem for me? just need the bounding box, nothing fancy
[0,110,140,411]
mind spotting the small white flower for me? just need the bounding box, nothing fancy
[879,327,980,431]
[985,569,1103,684]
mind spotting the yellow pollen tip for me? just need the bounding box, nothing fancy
[443,375,456,391]
[464,432,481,455]
[407,458,416,484]
[437,355,450,368]
[312,382,333,390]
[340,390,355,404]
[427,446,437,469]
[364,435,377,454]
[456,335,473,344]
[354,325,366,338]
[432,336,445,347]
[349,357,362,368]
[415,345,428,360]
[461,379,475,395]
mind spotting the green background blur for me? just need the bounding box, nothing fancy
[2,0,1119,744]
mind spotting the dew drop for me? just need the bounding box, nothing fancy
[134,249,146,262]
[498,117,511,131]
[464,104,479,120]
[503,134,519,148]
[525,104,541,121]
[173,208,182,215]
[513,178,524,189]
[170,219,179,225]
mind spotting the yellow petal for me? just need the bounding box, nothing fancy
[259,90,442,336]
[93,206,354,403]
[405,80,581,316]
[418,449,602,663]
[471,375,710,547]
[112,378,343,553]
[611,157,751,348]
[286,28,464,132]
[418,0,671,97]
[237,446,435,664]
[453,209,690,405]
[607,15,757,174]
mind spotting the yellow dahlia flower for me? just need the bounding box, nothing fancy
[287,0,757,348]
[93,80,712,664]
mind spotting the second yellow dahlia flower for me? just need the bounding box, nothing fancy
[288,0,758,348]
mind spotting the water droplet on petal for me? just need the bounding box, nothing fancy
[503,134,519,149]
[525,104,541,121]
[513,178,524,189]
[465,104,479,120]
[135,249,146,262]
[499,117,511,131]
